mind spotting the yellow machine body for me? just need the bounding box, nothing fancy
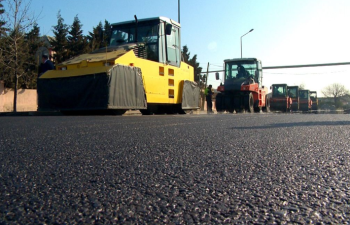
[41,49,194,105]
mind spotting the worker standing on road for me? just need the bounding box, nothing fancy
[205,84,214,114]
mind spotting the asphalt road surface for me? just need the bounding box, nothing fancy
[0,113,349,224]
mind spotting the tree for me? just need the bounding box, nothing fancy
[82,35,90,53]
[322,83,349,107]
[85,20,112,52]
[299,83,305,90]
[103,20,112,47]
[0,0,6,37]
[67,15,85,58]
[0,0,6,81]
[0,0,38,112]
[51,11,68,63]
[182,45,202,82]
[87,21,103,51]
[21,23,43,88]
[182,45,190,64]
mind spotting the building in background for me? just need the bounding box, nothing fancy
[36,35,55,63]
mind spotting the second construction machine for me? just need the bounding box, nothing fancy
[299,90,312,111]
[270,84,292,112]
[216,58,269,113]
[310,91,318,110]
[287,86,300,111]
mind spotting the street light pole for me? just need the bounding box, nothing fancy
[178,0,180,23]
[240,29,254,58]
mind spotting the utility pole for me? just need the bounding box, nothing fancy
[205,62,209,88]
[201,62,209,111]
[178,0,180,23]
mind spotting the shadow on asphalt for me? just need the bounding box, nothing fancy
[232,121,350,129]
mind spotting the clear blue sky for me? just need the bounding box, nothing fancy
[6,0,350,95]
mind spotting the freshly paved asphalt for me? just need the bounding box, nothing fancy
[0,113,349,224]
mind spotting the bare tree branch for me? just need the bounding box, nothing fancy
[322,83,349,106]
[322,83,349,98]
[0,0,40,111]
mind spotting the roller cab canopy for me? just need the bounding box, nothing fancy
[109,16,182,67]
[271,84,288,98]
[223,58,263,91]
[46,16,183,74]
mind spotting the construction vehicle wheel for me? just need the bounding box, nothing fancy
[287,105,292,113]
[140,109,153,115]
[263,96,270,112]
[180,109,194,114]
[111,109,127,115]
[247,93,254,113]
[216,93,224,112]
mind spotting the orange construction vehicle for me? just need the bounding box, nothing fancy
[310,91,318,110]
[287,86,299,111]
[299,89,312,111]
[215,58,269,113]
[270,84,292,112]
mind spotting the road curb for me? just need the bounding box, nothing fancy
[0,111,63,117]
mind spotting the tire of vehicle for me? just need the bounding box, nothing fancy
[140,104,156,115]
[233,96,241,113]
[263,96,270,112]
[284,102,289,112]
[111,109,127,115]
[287,103,292,113]
[254,106,262,112]
[180,109,193,114]
[247,93,254,113]
[300,105,308,112]
[216,93,224,113]
[140,109,152,115]
[243,95,249,112]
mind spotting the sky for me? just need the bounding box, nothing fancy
[5,0,350,96]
